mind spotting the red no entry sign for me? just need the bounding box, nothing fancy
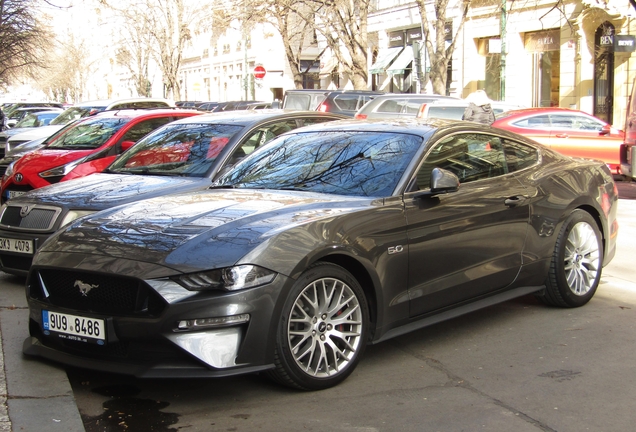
[253,65,266,79]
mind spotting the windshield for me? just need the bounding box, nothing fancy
[46,116,130,150]
[50,106,94,125]
[216,131,423,197]
[14,113,40,128]
[108,123,243,177]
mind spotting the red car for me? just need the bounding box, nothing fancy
[493,107,624,175]
[1,108,201,201]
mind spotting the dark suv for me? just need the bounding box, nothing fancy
[283,89,384,117]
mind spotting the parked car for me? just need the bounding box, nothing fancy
[0,111,62,157]
[354,93,460,119]
[416,100,524,121]
[282,89,331,111]
[492,107,624,176]
[21,118,617,390]
[620,77,636,180]
[3,106,63,129]
[0,108,201,203]
[2,102,64,129]
[4,98,177,153]
[283,89,384,117]
[0,110,346,275]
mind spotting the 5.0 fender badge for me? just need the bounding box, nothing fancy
[75,280,98,296]
[387,245,404,255]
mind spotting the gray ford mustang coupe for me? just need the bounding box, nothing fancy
[23,118,618,390]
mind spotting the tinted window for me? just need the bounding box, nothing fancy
[218,131,423,197]
[550,114,603,131]
[332,95,364,111]
[120,117,174,143]
[503,140,538,172]
[110,123,243,177]
[416,133,506,189]
[511,115,551,128]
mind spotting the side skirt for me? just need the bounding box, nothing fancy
[372,285,545,344]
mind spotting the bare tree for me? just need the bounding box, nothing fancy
[416,0,471,95]
[98,0,215,101]
[114,19,153,97]
[232,0,318,90]
[35,32,95,102]
[310,0,371,90]
[0,0,52,88]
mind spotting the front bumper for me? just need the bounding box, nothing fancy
[24,266,294,378]
[0,228,50,276]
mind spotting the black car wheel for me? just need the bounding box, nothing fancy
[269,262,369,390]
[541,210,603,307]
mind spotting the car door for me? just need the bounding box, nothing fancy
[547,113,621,167]
[405,132,530,317]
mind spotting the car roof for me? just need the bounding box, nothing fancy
[370,93,459,100]
[162,109,348,126]
[89,108,200,119]
[72,98,176,109]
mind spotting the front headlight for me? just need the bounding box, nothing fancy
[3,161,16,181]
[60,210,95,227]
[39,158,85,179]
[173,265,277,291]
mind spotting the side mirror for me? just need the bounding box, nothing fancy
[600,124,611,136]
[120,140,136,152]
[430,168,460,194]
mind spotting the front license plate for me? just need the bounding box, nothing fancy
[7,190,26,199]
[42,310,106,345]
[0,237,33,255]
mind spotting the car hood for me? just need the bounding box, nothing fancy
[7,125,63,143]
[13,173,211,210]
[38,189,373,275]
[14,148,95,170]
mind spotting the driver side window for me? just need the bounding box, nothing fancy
[416,133,507,190]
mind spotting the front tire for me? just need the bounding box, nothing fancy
[268,262,369,390]
[540,210,603,307]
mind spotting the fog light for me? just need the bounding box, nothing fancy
[176,314,250,331]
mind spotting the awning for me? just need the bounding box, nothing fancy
[369,47,403,74]
[386,48,414,75]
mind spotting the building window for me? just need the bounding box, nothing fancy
[237,41,242,51]
[478,38,501,101]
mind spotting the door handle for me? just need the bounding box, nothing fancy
[504,195,527,207]
[554,133,569,138]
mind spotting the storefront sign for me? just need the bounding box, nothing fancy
[615,35,636,52]
[524,30,560,52]
[388,31,405,47]
[406,28,423,44]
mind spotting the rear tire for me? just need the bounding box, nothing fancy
[540,210,602,308]
[268,262,369,390]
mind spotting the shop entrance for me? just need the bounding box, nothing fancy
[594,22,615,124]
[525,30,561,107]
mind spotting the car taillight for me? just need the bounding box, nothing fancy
[416,103,428,119]
[318,103,328,112]
[354,114,367,120]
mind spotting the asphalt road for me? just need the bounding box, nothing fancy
[2,182,636,432]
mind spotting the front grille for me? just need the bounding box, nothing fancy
[32,269,166,317]
[0,165,8,177]
[0,205,59,231]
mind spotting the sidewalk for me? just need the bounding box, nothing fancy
[0,272,85,431]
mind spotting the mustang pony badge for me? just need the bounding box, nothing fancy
[75,280,98,296]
